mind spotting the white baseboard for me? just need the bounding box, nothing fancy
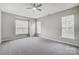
[41,37,79,47]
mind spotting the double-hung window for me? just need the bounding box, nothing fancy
[37,21,41,34]
[16,20,28,35]
[62,14,75,39]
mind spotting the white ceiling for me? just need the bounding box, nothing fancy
[0,3,79,18]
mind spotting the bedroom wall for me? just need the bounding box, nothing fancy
[0,10,1,43]
[38,6,79,46]
[1,12,34,41]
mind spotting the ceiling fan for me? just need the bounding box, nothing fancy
[26,3,42,12]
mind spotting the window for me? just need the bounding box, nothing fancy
[62,15,75,39]
[16,20,28,35]
[30,21,35,36]
[37,21,41,34]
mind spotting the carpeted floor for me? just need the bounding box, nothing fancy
[0,37,79,55]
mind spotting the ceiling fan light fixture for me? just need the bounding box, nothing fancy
[32,7,37,10]
[26,3,42,12]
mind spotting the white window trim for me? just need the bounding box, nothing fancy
[16,20,28,35]
[61,14,75,39]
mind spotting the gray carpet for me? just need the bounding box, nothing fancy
[0,37,79,55]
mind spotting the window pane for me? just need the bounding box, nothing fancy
[37,21,41,33]
[16,20,28,35]
[62,15,75,39]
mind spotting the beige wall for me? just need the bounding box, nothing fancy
[39,6,79,46]
[0,10,1,43]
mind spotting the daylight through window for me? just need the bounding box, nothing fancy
[62,15,75,39]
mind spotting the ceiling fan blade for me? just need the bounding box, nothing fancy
[37,8,42,11]
[33,3,36,7]
[26,8,32,9]
[36,4,42,7]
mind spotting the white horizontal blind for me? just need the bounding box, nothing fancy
[37,21,41,34]
[62,14,75,39]
[16,20,28,35]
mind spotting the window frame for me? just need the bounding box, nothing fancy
[61,14,75,39]
[16,20,28,35]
